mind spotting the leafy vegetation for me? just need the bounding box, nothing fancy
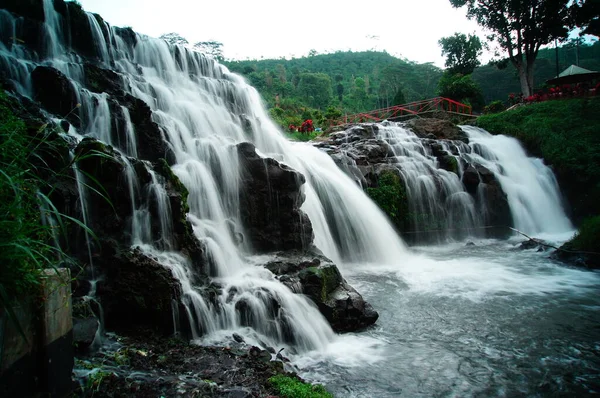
[366,171,409,233]
[450,0,587,97]
[268,375,333,398]
[439,33,483,75]
[0,90,54,303]
[476,97,600,221]
[565,215,600,253]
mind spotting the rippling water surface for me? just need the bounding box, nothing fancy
[295,237,600,397]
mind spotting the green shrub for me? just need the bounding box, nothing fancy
[366,171,409,232]
[268,375,333,398]
[482,100,506,114]
[566,216,600,253]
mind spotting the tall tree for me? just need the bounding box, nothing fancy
[571,0,600,37]
[438,33,483,75]
[194,41,224,61]
[450,0,576,96]
[159,32,189,47]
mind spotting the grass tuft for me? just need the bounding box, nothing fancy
[268,375,333,398]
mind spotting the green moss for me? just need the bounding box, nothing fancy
[366,171,409,232]
[269,375,333,398]
[157,158,189,213]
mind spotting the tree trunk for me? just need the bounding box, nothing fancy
[517,64,531,97]
[526,61,535,96]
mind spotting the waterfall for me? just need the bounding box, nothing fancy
[357,123,572,240]
[0,1,402,354]
[461,126,573,235]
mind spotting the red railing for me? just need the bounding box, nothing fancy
[331,97,472,126]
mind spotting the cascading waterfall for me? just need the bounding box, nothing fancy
[0,1,403,354]
[460,125,573,234]
[366,123,572,240]
[376,123,481,239]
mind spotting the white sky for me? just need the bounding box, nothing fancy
[77,0,488,66]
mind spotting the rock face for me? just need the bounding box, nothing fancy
[405,118,469,142]
[238,142,313,252]
[31,66,78,119]
[265,250,379,332]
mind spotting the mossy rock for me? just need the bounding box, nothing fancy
[298,264,342,303]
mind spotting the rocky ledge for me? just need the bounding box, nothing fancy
[73,333,318,397]
[264,249,379,332]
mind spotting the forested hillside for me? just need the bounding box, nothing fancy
[474,41,600,103]
[223,41,599,129]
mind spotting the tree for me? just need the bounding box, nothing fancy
[297,73,332,109]
[571,0,600,37]
[437,72,484,111]
[450,0,576,96]
[392,87,406,105]
[159,32,189,47]
[438,33,483,75]
[193,41,224,61]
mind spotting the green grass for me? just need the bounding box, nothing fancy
[0,90,52,302]
[269,375,333,398]
[0,90,101,337]
[476,97,600,221]
[285,131,320,142]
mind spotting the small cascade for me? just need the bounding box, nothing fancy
[461,126,573,235]
[377,124,481,240]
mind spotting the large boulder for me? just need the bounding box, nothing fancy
[237,142,313,252]
[405,118,468,142]
[265,250,379,332]
[31,66,79,121]
[97,248,185,335]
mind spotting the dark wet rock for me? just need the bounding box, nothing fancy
[97,248,183,335]
[517,239,551,252]
[232,333,245,343]
[465,241,475,246]
[83,63,124,95]
[237,142,313,252]
[73,317,99,352]
[31,66,79,120]
[551,242,600,269]
[405,118,468,142]
[462,164,480,194]
[265,249,379,332]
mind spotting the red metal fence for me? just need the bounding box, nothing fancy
[331,97,472,126]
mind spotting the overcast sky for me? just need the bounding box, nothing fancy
[78,0,488,66]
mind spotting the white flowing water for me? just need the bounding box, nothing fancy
[461,126,573,235]
[0,1,397,357]
[2,3,598,395]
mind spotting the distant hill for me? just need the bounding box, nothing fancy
[222,42,600,128]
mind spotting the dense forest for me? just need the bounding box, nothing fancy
[223,41,600,129]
